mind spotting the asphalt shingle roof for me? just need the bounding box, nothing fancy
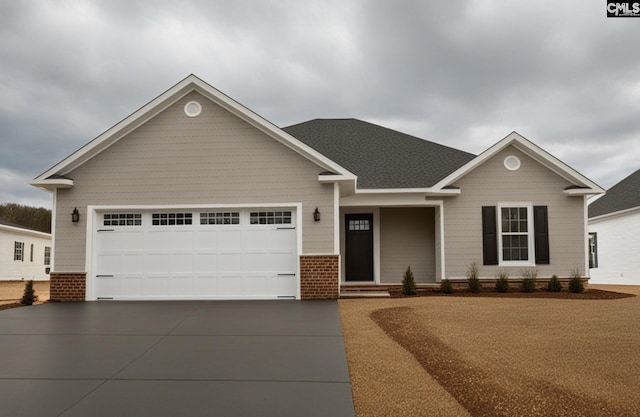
[0,219,44,233]
[283,119,476,189]
[588,168,640,218]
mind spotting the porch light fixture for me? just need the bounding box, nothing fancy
[313,207,321,222]
[71,208,80,223]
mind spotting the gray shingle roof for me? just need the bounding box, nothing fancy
[0,219,44,233]
[588,168,640,218]
[283,119,476,189]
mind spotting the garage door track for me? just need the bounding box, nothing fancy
[0,301,355,417]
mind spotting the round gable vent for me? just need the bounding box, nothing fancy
[504,155,521,171]
[184,101,202,117]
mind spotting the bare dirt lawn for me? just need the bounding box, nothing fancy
[339,285,640,417]
[0,280,50,309]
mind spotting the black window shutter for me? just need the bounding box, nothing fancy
[533,206,550,264]
[482,206,498,265]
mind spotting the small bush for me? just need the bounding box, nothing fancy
[440,278,453,294]
[568,270,585,293]
[495,271,509,293]
[467,262,481,293]
[520,268,538,293]
[548,274,563,292]
[401,266,417,295]
[21,280,37,305]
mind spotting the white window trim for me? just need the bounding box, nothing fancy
[497,203,535,267]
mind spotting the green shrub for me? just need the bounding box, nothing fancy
[21,280,37,305]
[568,270,585,293]
[495,271,509,293]
[547,274,562,292]
[440,278,453,294]
[520,268,538,293]
[467,262,481,293]
[401,266,417,295]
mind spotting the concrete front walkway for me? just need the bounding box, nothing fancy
[0,300,354,417]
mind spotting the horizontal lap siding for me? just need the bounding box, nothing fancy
[54,91,334,272]
[380,207,435,283]
[588,211,640,284]
[443,146,586,278]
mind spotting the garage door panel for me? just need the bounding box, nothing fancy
[269,229,296,249]
[146,254,173,273]
[120,276,143,297]
[170,231,194,250]
[245,230,267,249]
[94,208,298,300]
[146,232,174,250]
[97,254,121,275]
[194,253,217,272]
[143,276,169,296]
[121,255,144,274]
[194,231,218,249]
[217,230,243,249]
[218,253,243,272]
[171,253,194,273]
[217,276,244,296]
[268,252,296,272]
[244,252,268,272]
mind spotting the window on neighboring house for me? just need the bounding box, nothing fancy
[30,244,34,262]
[482,205,549,266]
[44,246,51,266]
[588,233,598,268]
[14,241,24,261]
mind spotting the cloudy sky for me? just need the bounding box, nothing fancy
[2,0,639,209]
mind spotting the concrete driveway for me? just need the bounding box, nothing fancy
[0,300,355,417]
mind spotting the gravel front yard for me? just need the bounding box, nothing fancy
[339,285,640,417]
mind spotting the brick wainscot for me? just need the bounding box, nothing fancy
[300,255,340,299]
[49,272,86,302]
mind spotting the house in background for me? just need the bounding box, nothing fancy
[0,219,51,281]
[30,75,604,302]
[588,169,640,285]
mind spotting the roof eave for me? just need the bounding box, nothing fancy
[29,178,74,191]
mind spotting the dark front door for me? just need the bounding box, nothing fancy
[345,213,374,282]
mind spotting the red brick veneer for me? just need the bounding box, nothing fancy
[300,255,340,299]
[49,272,86,302]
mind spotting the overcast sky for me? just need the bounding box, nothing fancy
[2,0,639,209]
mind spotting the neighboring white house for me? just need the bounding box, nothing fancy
[588,169,640,285]
[0,219,52,281]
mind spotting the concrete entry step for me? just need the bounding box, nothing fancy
[339,291,390,299]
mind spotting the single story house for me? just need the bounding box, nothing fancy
[588,169,640,285]
[30,75,604,301]
[0,219,51,281]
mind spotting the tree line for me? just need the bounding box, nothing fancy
[0,203,51,233]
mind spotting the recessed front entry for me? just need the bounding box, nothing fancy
[345,213,374,281]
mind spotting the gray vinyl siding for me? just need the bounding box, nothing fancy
[54,91,334,272]
[380,207,436,283]
[443,146,586,279]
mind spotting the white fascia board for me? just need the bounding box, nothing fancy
[563,188,603,196]
[588,205,640,224]
[355,187,460,195]
[431,132,605,194]
[0,224,51,240]
[341,192,446,207]
[32,74,353,186]
[29,178,74,191]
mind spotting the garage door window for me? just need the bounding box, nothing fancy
[152,213,193,226]
[250,211,292,225]
[200,212,240,225]
[104,213,142,226]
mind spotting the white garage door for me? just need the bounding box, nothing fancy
[93,209,298,300]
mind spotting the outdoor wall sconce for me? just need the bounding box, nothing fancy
[313,207,321,222]
[71,208,80,223]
